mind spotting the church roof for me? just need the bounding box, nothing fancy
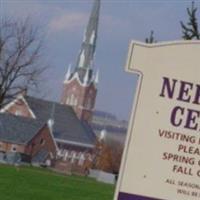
[24,96,96,147]
[0,113,44,145]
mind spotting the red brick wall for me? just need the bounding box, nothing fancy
[5,98,34,118]
[54,160,72,174]
[25,125,57,159]
[0,141,25,153]
[56,142,94,174]
[0,125,56,160]
[61,78,97,122]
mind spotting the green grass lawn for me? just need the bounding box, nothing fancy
[0,164,114,200]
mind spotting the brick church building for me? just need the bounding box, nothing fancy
[0,0,101,174]
[61,0,100,122]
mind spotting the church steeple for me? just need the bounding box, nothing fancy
[61,0,101,122]
[76,0,100,71]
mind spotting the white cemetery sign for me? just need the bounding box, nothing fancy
[114,41,200,200]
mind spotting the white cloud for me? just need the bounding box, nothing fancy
[48,12,88,33]
[2,1,89,34]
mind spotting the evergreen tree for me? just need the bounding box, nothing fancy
[180,1,200,40]
[145,31,157,44]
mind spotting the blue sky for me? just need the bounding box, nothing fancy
[1,0,199,120]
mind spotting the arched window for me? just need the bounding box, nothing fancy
[69,94,74,105]
[63,150,69,161]
[86,98,92,109]
[78,153,85,166]
[74,98,78,106]
[66,97,70,104]
[71,151,76,163]
[66,94,78,106]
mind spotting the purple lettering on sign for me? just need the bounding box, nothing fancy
[184,109,200,130]
[177,81,193,103]
[193,84,200,105]
[160,77,200,131]
[159,77,177,99]
[170,106,184,127]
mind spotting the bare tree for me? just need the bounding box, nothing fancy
[0,17,47,108]
[180,1,200,40]
[145,30,157,44]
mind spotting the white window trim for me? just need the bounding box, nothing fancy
[55,138,94,148]
[64,72,91,87]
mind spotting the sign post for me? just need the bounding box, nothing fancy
[114,41,200,200]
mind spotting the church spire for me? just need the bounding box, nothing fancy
[76,0,100,70]
[95,70,99,84]
[65,64,71,81]
[61,0,100,122]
